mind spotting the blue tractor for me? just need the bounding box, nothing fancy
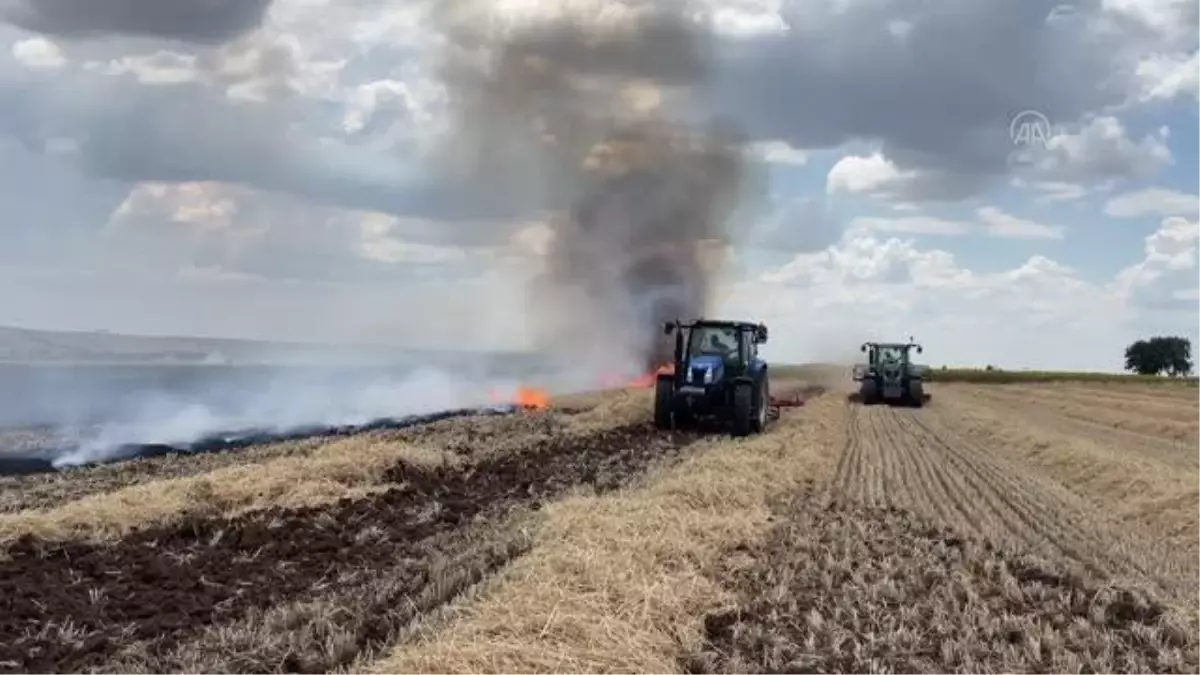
[654,319,771,436]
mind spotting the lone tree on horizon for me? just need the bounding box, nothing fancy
[1124,336,1193,377]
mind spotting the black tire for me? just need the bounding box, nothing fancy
[908,381,925,408]
[732,381,754,437]
[654,376,674,429]
[859,380,878,405]
[752,375,769,432]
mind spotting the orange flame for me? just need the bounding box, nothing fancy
[514,386,551,410]
[626,363,674,389]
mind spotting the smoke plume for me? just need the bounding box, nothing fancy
[433,4,756,373]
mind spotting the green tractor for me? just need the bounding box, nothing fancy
[852,339,930,407]
[654,319,771,436]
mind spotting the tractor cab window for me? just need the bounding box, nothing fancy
[689,326,738,359]
[877,346,905,364]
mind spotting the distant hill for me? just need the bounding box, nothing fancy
[0,325,531,367]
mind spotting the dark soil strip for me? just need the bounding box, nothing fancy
[0,422,696,673]
[684,496,1198,674]
[101,518,537,674]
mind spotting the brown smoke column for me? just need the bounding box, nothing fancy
[435,5,757,371]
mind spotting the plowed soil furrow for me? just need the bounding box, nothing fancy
[835,401,1186,600]
[911,407,1181,588]
[864,403,964,530]
[688,496,1199,674]
[961,386,1197,465]
[102,518,537,675]
[0,422,697,673]
[841,405,1022,547]
[832,406,864,505]
[897,411,1122,576]
[890,408,985,537]
[895,410,1080,556]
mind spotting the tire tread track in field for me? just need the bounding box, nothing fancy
[959,386,1198,468]
[833,400,1189,601]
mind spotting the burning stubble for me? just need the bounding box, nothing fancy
[433,5,756,373]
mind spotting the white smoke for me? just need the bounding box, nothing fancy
[32,363,535,469]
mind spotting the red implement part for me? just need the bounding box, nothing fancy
[771,393,806,408]
[766,392,805,419]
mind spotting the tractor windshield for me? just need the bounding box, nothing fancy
[689,325,739,359]
[877,346,905,364]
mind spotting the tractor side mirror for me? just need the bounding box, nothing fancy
[755,325,768,344]
[917,346,923,354]
[860,344,867,353]
[663,322,675,335]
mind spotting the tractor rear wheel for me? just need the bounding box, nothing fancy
[732,381,754,437]
[654,376,674,430]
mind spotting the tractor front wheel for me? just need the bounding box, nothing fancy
[654,376,674,430]
[907,380,925,408]
[752,375,769,433]
[732,381,755,437]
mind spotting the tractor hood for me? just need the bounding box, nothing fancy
[685,354,725,384]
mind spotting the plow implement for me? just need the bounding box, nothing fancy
[767,391,806,419]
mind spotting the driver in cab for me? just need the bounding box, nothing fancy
[706,330,738,361]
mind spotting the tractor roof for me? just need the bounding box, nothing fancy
[691,319,763,330]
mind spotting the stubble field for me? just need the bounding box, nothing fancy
[0,369,1196,673]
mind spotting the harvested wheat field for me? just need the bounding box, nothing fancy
[0,370,1196,674]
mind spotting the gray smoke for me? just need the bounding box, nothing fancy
[1,0,272,44]
[434,4,756,372]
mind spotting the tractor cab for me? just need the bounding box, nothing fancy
[673,320,766,383]
[869,343,915,368]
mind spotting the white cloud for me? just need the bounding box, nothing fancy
[1010,178,1089,203]
[357,213,469,265]
[1105,187,1199,218]
[845,207,1063,240]
[716,226,1192,370]
[1112,215,1200,306]
[749,139,807,166]
[86,51,201,85]
[848,216,970,236]
[12,37,67,70]
[1018,116,1172,184]
[975,206,1065,240]
[1135,50,1200,103]
[826,152,969,202]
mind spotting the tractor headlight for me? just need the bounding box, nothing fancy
[704,368,714,384]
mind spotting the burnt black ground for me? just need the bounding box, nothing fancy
[0,407,508,477]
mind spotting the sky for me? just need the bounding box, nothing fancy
[0,0,1196,371]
